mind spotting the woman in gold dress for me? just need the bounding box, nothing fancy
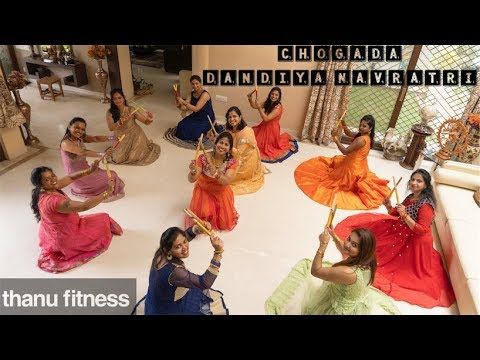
[106,88,160,165]
[223,106,265,195]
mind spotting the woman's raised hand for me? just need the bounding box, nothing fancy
[396,204,407,217]
[89,159,100,173]
[206,129,216,142]
[319,227,331,245]
[383,197,392,208]
[210,234,224,252]
[189,160,197,173]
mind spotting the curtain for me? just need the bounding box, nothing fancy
[300,60,353,145]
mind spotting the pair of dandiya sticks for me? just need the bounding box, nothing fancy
[193,114,221,159]
[184,208,214,236]
[172,84,180,98]
[323,177,403,228]
[97,134,126,181]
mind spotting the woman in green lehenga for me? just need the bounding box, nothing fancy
[265,227,400,315]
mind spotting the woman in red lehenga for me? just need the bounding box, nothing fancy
[247,87,298,163]
[30,164,122,273]
[187,132,239,231]
[333,169,456,308]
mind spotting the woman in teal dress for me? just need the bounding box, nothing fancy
[265,227,400,315]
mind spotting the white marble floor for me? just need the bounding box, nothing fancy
[0,67,458,315]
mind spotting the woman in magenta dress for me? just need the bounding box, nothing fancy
[60,117,125,201]
[247,86,298,163]
[30,165,122,273]
[333,169,456,308]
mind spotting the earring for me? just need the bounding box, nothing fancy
[167,254,173,261]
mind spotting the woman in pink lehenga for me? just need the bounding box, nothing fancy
[30,164,123,273]
[60,117,125,202]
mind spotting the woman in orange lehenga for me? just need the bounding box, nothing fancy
[294,115,390,210]
[187,132,239,231]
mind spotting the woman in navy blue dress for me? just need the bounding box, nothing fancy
[175,75,222,141]
[144,224,228,315]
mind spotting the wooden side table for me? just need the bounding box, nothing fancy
[37,76,64,101]
[400,123,434,169]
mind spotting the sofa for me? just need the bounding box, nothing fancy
[433,160,480,314]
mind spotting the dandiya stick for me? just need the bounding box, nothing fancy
[200,141,208,159]
[183,209,213,236]
[387,177,403,199]
[336,109,347,128]
[172,84,179,97]
[326,204,338,227]
[130,100,147,111]
[103,158,112,180]
[194,134,204,160]
[130,107,141,116]
[326,208,334,228]
[98,134,126,163]
[208,115,218,136]
[184,208,205,227]
[325,194,338,227]
[393,176,400,204]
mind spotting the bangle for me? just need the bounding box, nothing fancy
[316,250,325,258]
[214,250,224,255]
[210,259,221,267]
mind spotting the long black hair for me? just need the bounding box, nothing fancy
[109,88,128,123]
[263,87,282,114]
[151,227,185,270]
[225,106,247,131]
[353,114,375,148]
[332,228,377,285]
[30,166,52,222]
[409,169,436,206]
[190,75,202,83]
[60,117,86,145]
[214,131,234,162]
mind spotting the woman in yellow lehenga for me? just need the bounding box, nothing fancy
[223,106,265,195]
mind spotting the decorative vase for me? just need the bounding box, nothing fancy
[457,125,480,163]
[12,89,39,145]
[95,59,110,104]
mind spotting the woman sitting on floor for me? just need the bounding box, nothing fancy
[265,226,399,315]
[333,169,456,308]
[60,117,124,201]
[247,86,298,163]
[187,131,239,231]
[223,106,265,195]
[30,165,122,273]
[294,114,390,210]
[106,88,160,165]
[175,75,223,142]
[143,223,228,315]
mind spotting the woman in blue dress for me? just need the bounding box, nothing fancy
[144,223,228,315]
[175,75,223,141]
